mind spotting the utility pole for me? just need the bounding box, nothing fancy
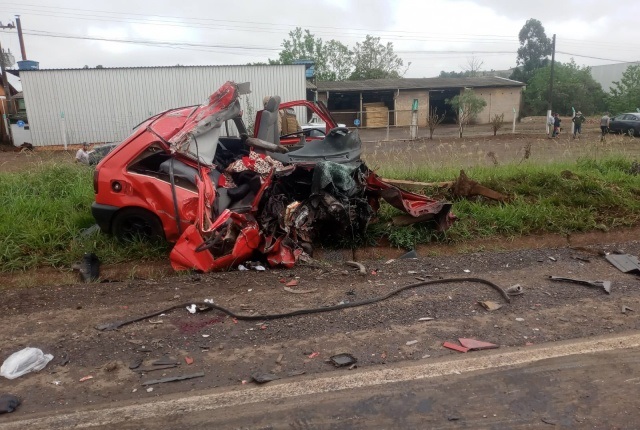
[546,33,556,132]
[15,15,26,60]
[0,20,16,143]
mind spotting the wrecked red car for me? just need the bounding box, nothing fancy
[92,81,454,271]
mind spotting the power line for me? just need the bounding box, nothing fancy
[556,51,637,63]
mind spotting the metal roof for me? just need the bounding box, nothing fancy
[316,76,525,92]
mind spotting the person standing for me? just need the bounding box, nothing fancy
[553,113,561,138]
[600,112,610,142]
[75,142,91,165]
[572,111,585,139]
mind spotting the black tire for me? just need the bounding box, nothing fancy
[628,127,638,137]
[111,207,165,241]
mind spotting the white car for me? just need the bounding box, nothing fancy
[301,114,346,137]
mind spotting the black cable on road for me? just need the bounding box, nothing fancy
[96,277,510,331]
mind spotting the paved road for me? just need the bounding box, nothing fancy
[4,332,640,429]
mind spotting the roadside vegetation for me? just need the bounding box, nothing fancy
[0,156,639,272]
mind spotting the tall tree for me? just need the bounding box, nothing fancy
[349,35,403,80]
[607,64,640,114]
[273,27,352,81]
[523,60,606,116]
[510,19,552,84]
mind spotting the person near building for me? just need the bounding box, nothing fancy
[600,112,610,141]
[75,142,91,165]
[572,111,585,139]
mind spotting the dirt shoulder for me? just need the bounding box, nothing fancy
[0,235,638,417]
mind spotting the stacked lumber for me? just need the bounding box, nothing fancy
[364,102,388,128]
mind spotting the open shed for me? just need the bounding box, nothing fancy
[315,76,525,128]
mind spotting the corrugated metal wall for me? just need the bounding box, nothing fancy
[20,65,307,146]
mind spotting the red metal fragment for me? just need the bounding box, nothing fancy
[458,338,499,351]
[442,342,469,353]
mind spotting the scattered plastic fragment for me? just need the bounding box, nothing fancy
[148,319,163,324]
[238,265,248,271]
[185,357,194,365]
[146,387,154,392]
[251,372,280,384]
[458,338,498,351]
[204,299,214,304]
[346,261,366,276]
[479,301,503,311]
[0,394,21,414]
[418,317,434,321]
[186,304,197,314]
[399,250,418,259]
[308,352,320,359]
[284,286,318,294]
[285,279,298,287]
[548,256,557,262]
[506,284,524,295]
[330,353,357,367]
[515,317,525,322]
[202,334,210,338]
[384,259,395,264]
[0,347,54,380]
[142,372,205,386]
[406,340,418,346]
[79,375,94,382]
[253,265,266,271]
[463,269,470,273]
[442,342,469,353]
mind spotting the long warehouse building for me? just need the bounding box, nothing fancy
[18,64,307,147]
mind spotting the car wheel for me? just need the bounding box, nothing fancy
[627,128,636,137]
[111,207,165,241]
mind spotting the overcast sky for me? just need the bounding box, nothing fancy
[1,0,639,85]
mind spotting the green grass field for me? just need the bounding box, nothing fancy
[0,156,639,271]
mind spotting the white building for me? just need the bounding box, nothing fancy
[590,61,640,93]
[18,64,307,146]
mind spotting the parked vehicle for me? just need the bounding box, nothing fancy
[92,81,454,272]
[608,113,640,137]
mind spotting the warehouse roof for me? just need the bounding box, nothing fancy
[316,76,525,92]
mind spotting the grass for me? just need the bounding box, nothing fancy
[0,163,168,272]
[373,155,640,248]
[0,155,639,272]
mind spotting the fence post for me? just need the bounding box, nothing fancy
[61,111,67,150]
[512,107,517,134]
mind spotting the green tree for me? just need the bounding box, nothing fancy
[510,19,552,84]
[349,35,403,80]
[523,60,606,116]
[607,64,640,114]
[272,27,352,81]
[447,90,487,137]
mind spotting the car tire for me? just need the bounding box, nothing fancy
[111,207,165,241]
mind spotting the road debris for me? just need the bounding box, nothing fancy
[605,254,640,274]
[129,358,143,370]
[153,356,180,366]
[103,361,118,372]
[148,319,163,324]
[398,250,418,260]
[515,317,525,322]
[186,304,197,314]
[442,342,470,353]
[79,375,94,382]
[622,306,634,314]
[146,387,154,393]
[276,354,283,364]
[95,277,510,331]
[406,340,419,346]
[506,284,524,295]
[548,256,557,262]
[0,347,54,380]
[308,352,320,359]
[134,364,179,373]
[251,372,280,384]
[346,260,367,275]
[458,338,499,351]
[329,353,357,367]
[284,286,318,294]
[549,276,612,294]
[185,357,194,365]
[418,317,434,321]
[287,370,306,377]
[479,300,503,311]
[141,372,205,386]
[285,279,298,287]
[71,252,100,283]
[0,394,21,414]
